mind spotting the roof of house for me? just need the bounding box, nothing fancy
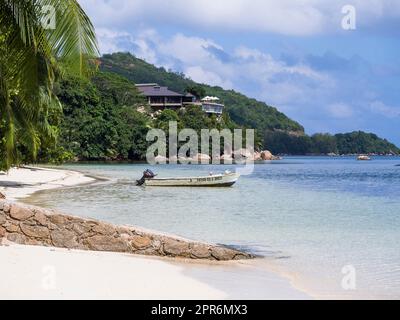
[135,84,183,97]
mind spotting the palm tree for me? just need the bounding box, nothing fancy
[0,0,99,170]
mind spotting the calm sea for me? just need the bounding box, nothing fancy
[26,157,400,299]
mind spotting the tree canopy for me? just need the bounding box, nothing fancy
[0,0,98,170]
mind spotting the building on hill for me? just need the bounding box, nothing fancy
[135,83,224,115]
[201,96,225,115]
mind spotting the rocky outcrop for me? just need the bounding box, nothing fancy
[0,192,5,199]
[0,201,253,261]
[260,150,282,161]
[196,153,211,163]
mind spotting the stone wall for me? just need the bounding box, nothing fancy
[0,201,253,261]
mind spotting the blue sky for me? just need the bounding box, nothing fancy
[80,0,400,145]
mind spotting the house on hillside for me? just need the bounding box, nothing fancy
[135,83,224,115]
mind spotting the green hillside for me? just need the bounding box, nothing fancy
[34,53,398,163]
[100,52,305,135]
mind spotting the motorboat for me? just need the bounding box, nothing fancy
[137,169,240,187]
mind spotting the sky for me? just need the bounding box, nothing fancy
[79,0,400,145]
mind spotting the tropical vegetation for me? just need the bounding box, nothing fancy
[0,0,98,170]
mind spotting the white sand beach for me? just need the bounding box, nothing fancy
[0,166,310,300]
[0,243,227,300]
[0,166,95,201]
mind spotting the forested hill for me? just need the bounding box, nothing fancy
[98,53,399,155]
[100,52,305,135]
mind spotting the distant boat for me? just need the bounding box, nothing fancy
[357,155,371,161]
[137,169,240,187]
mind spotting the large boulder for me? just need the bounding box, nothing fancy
[196,153,211,163]
[85,235,131,253]
[254,152,262,161]
[211,246,238,261]
[191,244,211,259]
[51,229,79,249]
[0,192,5,199]
[220,154,233,163]
[233,148,254,159]
[130,235,152,250]
[20,224,50,239]
[9,205,34,221]
[261,150,274,161]
[163,239,191,257]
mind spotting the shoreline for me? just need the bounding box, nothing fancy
[0,165,311,300]
[0,166,97,201]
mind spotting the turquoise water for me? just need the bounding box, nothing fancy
[26,157,400,299]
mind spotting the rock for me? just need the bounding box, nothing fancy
[20,224,50,239]
[163,239,191,257]
[1,201,254,261]
[2,203,11,213]
[48,214,68,225]
[0,226,6,238]
[233,148,254,159]
[178,157,194,164]
[135,247,160,256]
[151,239,162,251]
[26,239,43,246]
[220,154,233,163]
[6,223,19,233]
[191,244,211,259]
[51,229,78,249]
[211,246,237,261]
[9,205,34,221]
[92,224,115,236]
[7,233,27,245]
[0,212,6,225]
[261,150,273,161]
[154,155,168,164]
[131,235,152,250]
[72,223,92,236]
[196,153,211,163]
[34,211,48,226]
[254,152,262,161]
[0,192,5,199]
[85,235,130,253]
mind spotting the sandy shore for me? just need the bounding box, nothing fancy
[0,243,227,300]
[0,166,95,201]
[0,166,310,300]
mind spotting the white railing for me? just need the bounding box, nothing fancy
[202,103,224,114]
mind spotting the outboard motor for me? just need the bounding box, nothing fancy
[137,169,156,186]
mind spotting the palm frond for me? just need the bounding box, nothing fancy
[44,0,99,76]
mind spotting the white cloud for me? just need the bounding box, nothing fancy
[327,103,354,119]
[369,101,400,118]
[80,0,400,37]
[96,28,130,54]
[185,66,233,88]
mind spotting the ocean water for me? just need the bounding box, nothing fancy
[25,157,400,299]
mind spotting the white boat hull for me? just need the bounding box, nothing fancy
[144,173,240,187]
